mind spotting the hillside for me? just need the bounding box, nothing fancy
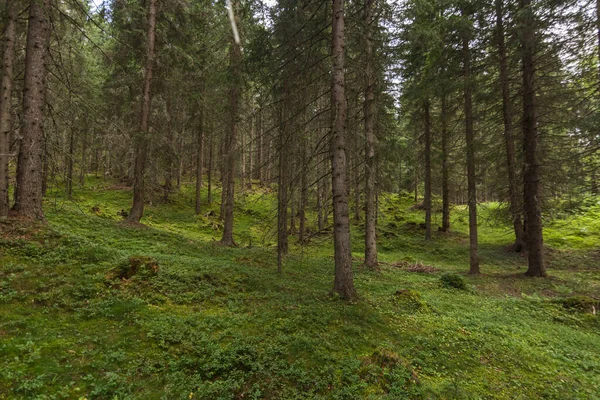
[1,177,599,399]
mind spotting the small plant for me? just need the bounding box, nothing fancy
[555,296,598,314]
[440,273,468,290]
[393,289,430,312]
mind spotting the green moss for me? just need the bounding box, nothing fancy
[0,179,599,398]
[440,273,468,291]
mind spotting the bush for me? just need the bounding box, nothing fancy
[440,273,468,291]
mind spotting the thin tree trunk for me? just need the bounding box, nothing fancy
[441,92,450,232]
[463,14,480,274]
[298,132,308,243]
[127,0,157,223]
[13,0,52,220]
[521,0,546,277]
[0,0,17,217]
[317,151,325,231]
[248,111,253,189]
[496,0,525,252]
[66,127,75,199]
[330,0,357,300]
[208,135,213,204]
[258,108,264,185]
[414,166,418,203]
[241,123,247,192]
[164,102,174,202]
[424,99,432,241]
[277,90,289,272]
[363,0,377,268]
[80,125,87,187]
[176,133,183,191]
[195,103,205,214]
[220,32,241,246]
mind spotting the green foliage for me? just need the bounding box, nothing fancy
[440,273,468,291]
[1,181,600,398]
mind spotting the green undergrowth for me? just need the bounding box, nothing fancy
[1,177,599,399]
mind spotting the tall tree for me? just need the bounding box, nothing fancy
[424,98,432,241]
[363,0,378,268]
[195,98,205,215]
[0,0,17,217]
[220,4,242,246]
[330,0,357,299]
[520,0,546,277]
[495,0,525,252]
[127,0,157,223]
[462,8,480,275]
[13,0,52,220]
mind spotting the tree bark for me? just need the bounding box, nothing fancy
[13,0,52,220]
[441,92,450,232]
[66,127,75,199]
[127,0,157,223]
[258,108,264,185]
[424,99,432,241]
[363,0,377,268]
[195,102,205,214]
[462,15,480,274]
[520,0,546,277]
[496,0,525,252]
[330,0,357,300]
[208,135,213,204]
[220,34,241,246]
[277,90,289,271]
[0,0,17,217]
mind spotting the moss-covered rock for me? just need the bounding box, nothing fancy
[440,273,468,290]
[109,256,159,280]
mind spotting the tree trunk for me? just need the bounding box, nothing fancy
[258,108,264,185]
[220,33,241,246]
[496,0,525,252]
[195,103,205,214]
[208,135,213,204]
[0,0,17,217]
[363,0,377,268]
[298,132,308,244]
[317,151,325,231]
[277,90,289,271]
[441,92,450,232]
[248,112,253,189]
[127,0,157,223]
[521,0,546,277]
[330,0,357,300]
[13,0,51,220]
[80,124,87,188]
[414,166,418,203]
[66,127,75,199]
[424,99,432,241]
[463,15,480,275]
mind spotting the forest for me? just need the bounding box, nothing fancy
[0,0,599,398]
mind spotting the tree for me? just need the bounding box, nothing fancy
[330,0,357,300]
[363,0,378,268]
[127,0,157,223]
[495,0,525,252]
[220,1,242,247]
[520,0,546,277]
[13,0,52,220]
[0,0,17,217]
[462,7,479,275]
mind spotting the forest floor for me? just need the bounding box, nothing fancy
[1,176,599,399]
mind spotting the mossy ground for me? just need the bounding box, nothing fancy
[1,176,599,399]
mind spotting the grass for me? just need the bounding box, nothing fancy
[1,176,599,399]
